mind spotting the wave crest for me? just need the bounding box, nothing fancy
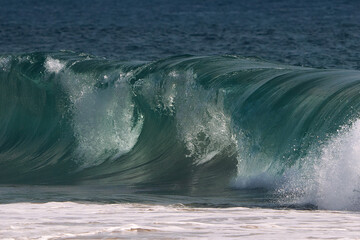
[1,52,360,210]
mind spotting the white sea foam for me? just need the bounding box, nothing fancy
[274,119,360,210]
[0,202,359,239]
[174,72,235,164]
[300,119,360,210]
[233,117,360,211]
[140,70,236,165]
[0,57,10,71]
[58,69,143,168]
[45,57,65,73]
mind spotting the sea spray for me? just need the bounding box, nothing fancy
[277,119,360,210]
[1,52,360,210]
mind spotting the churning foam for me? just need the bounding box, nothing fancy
[47,60,143,168]
[1,202,360,239]
[0,57,10,72]
[276,119,360,210]
[305,119,360,210]
[172,71,235,164]
[139,69,236,165]
[45,57,65,73]
[232,116,360,210]
[71,72,143,168]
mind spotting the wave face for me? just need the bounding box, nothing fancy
[1,52,360,209]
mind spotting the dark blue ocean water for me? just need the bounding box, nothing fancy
[0,0,359,69]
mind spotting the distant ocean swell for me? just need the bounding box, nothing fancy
[1,52,360,210]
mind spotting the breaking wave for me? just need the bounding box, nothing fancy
[1,52,360,210]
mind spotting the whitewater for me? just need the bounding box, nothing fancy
[2,202,360,239]
[1,50,360,238]
[2,52,360,203]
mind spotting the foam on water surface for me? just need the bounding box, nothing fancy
[0,202,359,239]
[45,57,65,74]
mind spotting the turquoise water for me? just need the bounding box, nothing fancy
[1,52,360,210]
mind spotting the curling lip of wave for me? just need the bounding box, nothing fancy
[1,52,360,210]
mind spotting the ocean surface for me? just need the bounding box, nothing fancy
[1,0,360,239]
